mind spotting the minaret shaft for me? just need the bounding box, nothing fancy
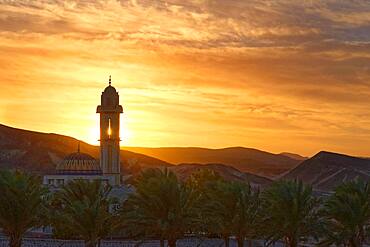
[96,78,123,186]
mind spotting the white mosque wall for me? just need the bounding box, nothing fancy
[43,174,117,187]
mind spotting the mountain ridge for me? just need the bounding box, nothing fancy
[279,152,308,161]
[0,123,304,178]
[124,146,303,177]
[0,123,172,175]
[169,163,272,187]
[282,151,370,191]
[0,124,271,186]
[2,123,368,191]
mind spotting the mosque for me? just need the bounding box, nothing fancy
[43,77,124,187]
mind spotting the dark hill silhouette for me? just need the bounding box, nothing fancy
[0,124,172,175]
[2,124,368,191]
[280,152,308,161]
[282,151,370,191]
[0,124,271,186]
[169,163,272,187]
[124,146,302,177]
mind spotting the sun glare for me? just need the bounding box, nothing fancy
[108,118,112,137]
[87,115,132,147]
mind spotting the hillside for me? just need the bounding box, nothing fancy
[280,152,307,161]
[0,124,172,175]
[0,124,270,186]
[282,151,370,191]
[124,147,302,177]
[2,124,368,192]
[169,163,272,187]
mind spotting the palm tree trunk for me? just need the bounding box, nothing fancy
[168,238,177,247]
[85,240,98,247]
[286,236,297,247]
[237,236,244,247]
[160,239,165,247]
[248,239,252,247]
[349,238,359,247]
[9,233,22,247]
[224,236,230,247]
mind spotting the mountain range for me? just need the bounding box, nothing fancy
[0,124,171,175]
[124,147,303,177]
[0,124,271,186]
[283,151,370,191]
[0,123,369,191]
[169,163,272,187]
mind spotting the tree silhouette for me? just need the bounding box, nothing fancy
[0,170,48,247]
[50,180,120,247]
[201,180,260,247]
[261,180,321,247]
[121,168,199,247]
[320,180,370,247]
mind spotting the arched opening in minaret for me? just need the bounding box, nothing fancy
[107,118,112,139]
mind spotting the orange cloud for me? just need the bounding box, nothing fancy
[0,0,370,156]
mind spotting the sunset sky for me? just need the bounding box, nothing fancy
[0,0,370,156]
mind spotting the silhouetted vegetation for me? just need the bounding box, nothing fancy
[260,180,322,247]
[0,169,369,247]
[319,180,370,247]
[120,168,199,247]
[200,179,260,247]
[0,170,48,247]
[49,180,121,247]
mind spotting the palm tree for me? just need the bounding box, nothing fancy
[261,180,321,247]
[320,180,370,247]
[201,180,260,247]
[120,168,199,247]
[186,168,224,238]
[0,170,48,247]
[50,179,120,247]
[186,168,222,192]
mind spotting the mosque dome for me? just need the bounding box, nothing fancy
[103,76,118,95]
[56,152,102,175]
[97,76,122,111]
[103,85,117,94]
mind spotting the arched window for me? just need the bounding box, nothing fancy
[107,118,112,138]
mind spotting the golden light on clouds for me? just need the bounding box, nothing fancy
[0,0,370,156]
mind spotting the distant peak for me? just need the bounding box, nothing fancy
[312,151,365,161]
[280,152,307,161]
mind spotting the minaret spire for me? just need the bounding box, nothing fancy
[97,76,123,186]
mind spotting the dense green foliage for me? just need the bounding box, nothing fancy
[50,180,121,247]
[121,168,199,247]
[261,180,321,247]
[0,168,369,247]
[0,170,48,247]
[320,180,370,247]
[201,180,260,247]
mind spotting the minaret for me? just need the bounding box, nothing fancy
[96,76,123,186]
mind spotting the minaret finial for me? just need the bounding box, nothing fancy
[77,141,80,153]
[109,75,111,85]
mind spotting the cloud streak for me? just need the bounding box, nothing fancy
[0,0,369,156]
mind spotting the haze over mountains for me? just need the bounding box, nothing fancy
[0,124,273,186]
[279,152,307,161]
[170,163,272,187]
[0,124,171,175]
[0,123,369,191]
[124,147,303,177]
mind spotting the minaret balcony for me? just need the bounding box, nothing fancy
[96,105,123,113]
